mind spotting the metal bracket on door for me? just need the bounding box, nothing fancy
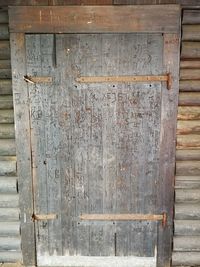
[24,75,52,84]
[76,73,172,90]
[32,213,58,221]
[80,212,167,227]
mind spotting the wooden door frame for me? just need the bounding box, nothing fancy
[9,5,181,266]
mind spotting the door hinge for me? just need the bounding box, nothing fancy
[32,213,58,221]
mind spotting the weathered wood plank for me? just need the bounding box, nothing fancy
[0,95,13,109]
[181,42,200,59]
[0,79,12,95]
[175,176,200,189]
[174,236,200,251]
[174,220,200,236]
[175,203,200,219]
[176,161,200,176]
[180,60,200,69]
[10,32,35,265]
[176,189,200,203]
[0,40,10,59]
[179,80,200,92]
[0,59,11,69]
[0,160,16,175]
[9,5,180,33]
[0,139,16,156]
[182,25,200,41]
[0,222,20,236]
[0,194,19,207]
[0,68,11,79]
[0,124,15,138]
[180,69,200,80]
[177,135,200,149]
[0,252,22,263]
[0,208,19,221]
[0,10,8,23]
[0,176,17,193]
[182,10,200,25]
[0,24,9,40]
[176,150,200,160]
[177,120,200,134]
[179,93,200,106]
[173,252,200,266]
[0,109,14,123]
[0,237,21,251]
[178,107,200,120]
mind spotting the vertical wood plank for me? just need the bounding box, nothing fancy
[10,33,36,265]
[156,33,180,267]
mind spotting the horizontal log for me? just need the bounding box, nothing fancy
[0,11,8,24]
[0,139,15,156]
[179,80,200,92]
[0,79,12,95]
[0,252,22,263]
[0,156,16,161]
[0,60,10,69]
[0,69,11,79]
[182,25,200,41]
[0,176,17,193]
[175,203,200,219]
[175,176,200,189]
[0,208,19,221]
[176,161,200,176]
[0,95,13,109]
[0,109,14,123]
[181,42,200,59]
[176,189,200,203]
[179,93,200,106]
[178,107,200,120]
[0,222,20,237]
[183,10,200,25]
[180,69,200,80]
[177,135,200,149]
[9,5,180,33]
[0,194,18,208]
[177,120,200,135]
[0,41,10,60]
[0,24,9,40]
[174,236,200,251]
[0,160,16,175]
[180,60,200,69]
[174,220,200,236]
[0,237,21,251]
[173,252,200,266]
[0,124,15,138]
[176,150,200,161]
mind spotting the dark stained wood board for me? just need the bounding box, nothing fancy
[9,5,180,34]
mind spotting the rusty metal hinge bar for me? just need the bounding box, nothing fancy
[32,213,58,221]
[24,75,52,84]
[80,212,167,227]
[76,73,172,90]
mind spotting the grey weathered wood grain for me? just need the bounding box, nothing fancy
[0,109,14,123]
[176,189,200,203]
[180,69,200,80]
[0,237,21,251]
[0,139,15,155]
[0,40,10,59]
[182,25,200,41]
[174,220,200,236]
[182,10,200,25]
[176,161,200,176]
[179,92,200,106]
[0,251,22,263]
[0,10,8,23]
[175,203,200,219]
[10,32,35,266]
[176,150,200,160]
[0,221,20,236]
[173,252,200,266]
[174,236,200,251]
[0,176,17,193]
[0,207,19,221]
[0,160,16,175]
[181,42,200,59]
[0,194,19,207]
[0,124,15,138]
[0,24,9,40]
[0,95,13,109]
[180,80,200,92]
[0,79,12,95]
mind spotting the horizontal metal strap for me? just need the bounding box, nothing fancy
[80,213,167,223]
[24,75,52,84]
[32,213,58,221]
[76,74,171,90]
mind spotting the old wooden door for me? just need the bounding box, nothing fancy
[10,6,180,267]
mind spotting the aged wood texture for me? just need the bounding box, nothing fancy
[10,33,35,266]
[182,25,200,41]
[180,60,200,69]
[177,120,200,134]
[178,92,200,106]
[178,107,200,120]
[179,80,200,92]
[174,236,200,251]
[181,42,200,59]
[177,135,200,149]
[182,10,200,24]
[180,69,200,80]
[9,5,180,34]
[176,150,200,160]
[24,32,174,265]
[174,220,200,235]
[176,189,200,203]
[173,252,200,266]
[176,161,200,176]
